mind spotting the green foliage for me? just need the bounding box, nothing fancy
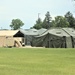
[51,20,56,27]
[33,18,42,29]
[32,11,52,29]
[32,11,75,29]
[42,18,48,28]
[65,11,75,28]
[0,48,75,75]
[45,11,52,23]
[42,11,52,29]
[10,19,24,30]
[51,16,69,27]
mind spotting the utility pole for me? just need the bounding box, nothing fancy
[38,13,40,19]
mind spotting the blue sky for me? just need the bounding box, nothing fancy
[0,0,75,29]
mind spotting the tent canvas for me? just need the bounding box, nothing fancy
[14,28,47,46]
[32,28,75,48]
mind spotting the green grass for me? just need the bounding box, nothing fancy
[0,48,75,75]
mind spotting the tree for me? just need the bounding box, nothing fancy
[51,16,69,27]
[10,19,24,30]
[51,20,56,27]
[32,11,52,29]
[42,11,52,29]
[32,18,42,29]
[65,11,75,28]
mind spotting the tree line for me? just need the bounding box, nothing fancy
[9,0,75,30]
[31,11,75,29]
[9,11,75,30]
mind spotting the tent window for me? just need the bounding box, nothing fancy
[56,31,61,34]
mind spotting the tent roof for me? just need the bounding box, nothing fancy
[19,28,47,36]
[62,28,75,37]
[37,28,47,35]
[0,30,19,36]
[19,29,38,36]
[48,28,70,37]
[35,28,75,37]
[1,28,74,37]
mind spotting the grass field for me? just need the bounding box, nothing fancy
[0,48,75,75]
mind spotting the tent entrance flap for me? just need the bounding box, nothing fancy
[66,37,72,48]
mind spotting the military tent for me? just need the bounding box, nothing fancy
[32,28,75,48]
[0,30,25,47]
[14,28,47,46]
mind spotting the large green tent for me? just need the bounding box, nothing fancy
[14,28,47,46]
[32,28,75,48]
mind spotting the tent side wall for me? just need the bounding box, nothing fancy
[43,34,66,48]
[32,35,46,47]
[6,36,14,47]
[66,36,73,48]
[25,35,33,46]
[0,36,6,47]
[32,33,67,48]
[0,36,14,47]
[72,37,75,48]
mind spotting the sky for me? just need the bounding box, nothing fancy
[0,0,75,29]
